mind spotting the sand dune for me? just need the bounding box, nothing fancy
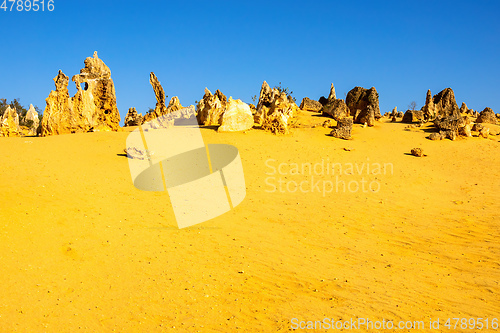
[0,113,499,332]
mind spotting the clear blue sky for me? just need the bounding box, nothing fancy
[1,0,499,124]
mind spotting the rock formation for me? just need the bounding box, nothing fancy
[345,86,381,125]
[255,81,297,134]
[402,110,424,123]
[167,96,183,113]
[141,72,189,126]
[299,97,322,112]
[196,88,227,126]
[143,72,169,123]
[422,88,460,121]
[0,106,20,137]
[24,104,39,135]
[330,117,353,140]
[432,115,472,141]
[42,52,121,136]
[476,107,498,125]
[460,102,468,114]
[327,83,336,101]
[124,107,143,127]
[472,123,484,132]
[41,70,75,136]
[410,148,424,157]
[218,97,254,132]
[422,89,435,120]
[428,132,443,141]
[320,84,350,121]
[479,127,490,138]
[323,99,349,121]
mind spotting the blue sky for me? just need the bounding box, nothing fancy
[1,0,499,123]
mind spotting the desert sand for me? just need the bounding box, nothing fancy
[0,112,499,332]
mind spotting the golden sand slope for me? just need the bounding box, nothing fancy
[0,114,499,332]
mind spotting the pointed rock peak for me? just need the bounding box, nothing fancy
[93,51,98,58]
[54,70,69,91]
[204,87,213,96]
[328,83,336,100]
[214,89,227,104]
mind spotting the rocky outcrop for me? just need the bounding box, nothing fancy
[428,132,443,140]
[218,98,254,132]
[410,148,424,157]
[167,96,183,113]
[42,52,120,136]
[433,88,460,118]
[196,88,227,126]
[479,127,490,138]
[124,107,143,127]
[460,102,468,114]
[423,88,460,121]
[299,97,322,112]
[422,89,435,121]
[256,81,273,112]
[320,83,350,121]
[345,86,381,125]
[143,72,169,123]
[24,104,39,135]
[402,110,424,123]
[41,70,79,136]
[142,72,189,126]
[0,106,20,137]
[431,115,472,141]
[327,83,336,101]
[476,107,498,124]
[330,117,353,140]
[322,99,349,121]
[255,81,297,134]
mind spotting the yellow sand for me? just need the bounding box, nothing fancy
[0,113,499,332]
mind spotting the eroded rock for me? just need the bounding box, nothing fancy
[71,51,120,132]
[410,148,424,157]
[345,86,381,124]
[255,81,297,134]
[143,72,169,123]
[196,88,227,126]
[124,107,143,127]
[42,52,120,136]
[0,106,20,137]
[24,104,39,136]
[322,98,349,121]
[218,98,254,132]
[423,88,460,121]
[327,83,336,101]
[476,107,498,125]
[460,102,468,114]
[330,117,353,140]
[428,132,443,140]
[299,97,322,112]
[402,110,424,123]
